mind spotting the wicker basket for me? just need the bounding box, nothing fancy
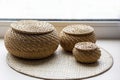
[73,42,101,63]
[4,20,59,59]
[60,24,96,51]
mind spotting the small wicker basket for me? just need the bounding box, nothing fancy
[60,24,96,51]
[73,42,101,63]
[4,20,59,59]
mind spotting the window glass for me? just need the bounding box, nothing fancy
[0,0,120,19]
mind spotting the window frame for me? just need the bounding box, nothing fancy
[0,19,120,39]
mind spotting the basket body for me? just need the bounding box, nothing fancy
[4,28,59,59]
[73,47,101,63]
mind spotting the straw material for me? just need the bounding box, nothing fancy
[60,24,96,52]
[74,42,98,51]
[7,46,113,80]
[73,42,101,63]
[60,31,96,52]
[11,20,54,34]
[4,20,59,59]
[63,24,94,35]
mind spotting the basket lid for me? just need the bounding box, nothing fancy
[75,42,98,51]
[11,20,55,34]
[63,24,94,35]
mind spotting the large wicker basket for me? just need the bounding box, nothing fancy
[4,20,59,59]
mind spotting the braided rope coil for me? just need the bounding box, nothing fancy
[4,28,59,59]
[60,31,96,52]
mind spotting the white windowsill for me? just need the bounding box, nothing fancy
[0,20,120,39]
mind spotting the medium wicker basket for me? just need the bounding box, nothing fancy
[60,24,96,51]
[4,20,59,59]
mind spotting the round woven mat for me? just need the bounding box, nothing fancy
[7,46,113,80]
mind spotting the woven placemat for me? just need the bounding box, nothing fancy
[6,46,113,80]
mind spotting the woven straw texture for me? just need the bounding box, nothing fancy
[4,20,59,59]
[63,24,94,35]
[73,48,101,63]
[4,28,59,59]
[75,42,98,51]
[60,24,96,51]
[60,31,96,51]
[73,42,101,63]
[7,46,113,80]
[11,20,54,34]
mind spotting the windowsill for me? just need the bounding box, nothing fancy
[0,20,120,39]
[0,39,120,80]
